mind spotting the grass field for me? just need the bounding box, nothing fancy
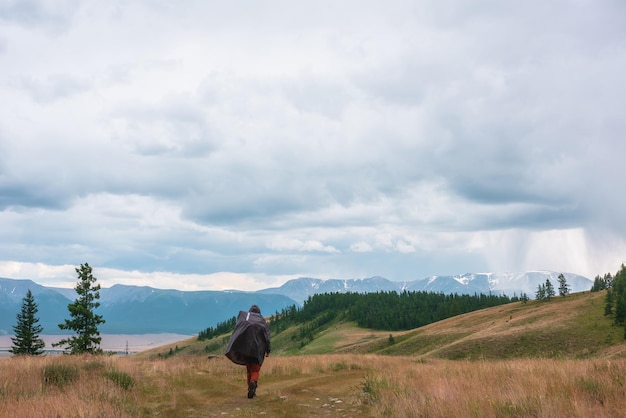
[2,354,626,417]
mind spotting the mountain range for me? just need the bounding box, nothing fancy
[0,271,592,335]
[259,271,593,304]
[0,279,296,336]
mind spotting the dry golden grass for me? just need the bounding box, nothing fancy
[2,354,626,417]
[364,357,626,418]
[0,354,139,418]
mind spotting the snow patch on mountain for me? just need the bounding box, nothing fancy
[260,271,593,304]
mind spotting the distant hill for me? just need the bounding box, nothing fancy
[0,278,81,336]
[0,278,296,335]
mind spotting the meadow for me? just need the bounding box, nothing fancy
[3,290,626,417]
[2,353,626,417]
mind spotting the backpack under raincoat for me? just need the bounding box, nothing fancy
[225,308,271,365]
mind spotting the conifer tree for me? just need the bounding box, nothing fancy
[10,289,45,356]
[544,279,556,300]
[535,283,546,300]
[591,275,606,292]
[53,263,106,354]
[557,273,570,297]
[612,264,626,326]
[604,272,614,289]
[520,292,529,304]
[602,265,626,339]
[605,288,615,316]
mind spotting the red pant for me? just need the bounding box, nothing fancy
[246,363,261,384]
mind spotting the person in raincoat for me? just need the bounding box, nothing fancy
[225,304,271,398]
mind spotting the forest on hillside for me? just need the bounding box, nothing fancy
[198,290,518,341]
[593,263,626,338]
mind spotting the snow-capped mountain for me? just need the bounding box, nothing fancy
[259,271,593,304]
[406,271,592,298]
[257,276,400,305]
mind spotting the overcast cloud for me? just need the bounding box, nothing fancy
[1,0,625,291]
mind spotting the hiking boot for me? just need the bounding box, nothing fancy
[247,380,257,398]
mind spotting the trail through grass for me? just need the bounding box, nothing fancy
[3,354,626,417]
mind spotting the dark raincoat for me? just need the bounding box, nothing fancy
[225,307,271,366]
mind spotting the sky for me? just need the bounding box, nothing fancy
[1,0,625,291]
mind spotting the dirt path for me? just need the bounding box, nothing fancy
[165,369,370,417]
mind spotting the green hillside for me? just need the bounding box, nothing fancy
[361,290,626,359]
[140,290,626,361]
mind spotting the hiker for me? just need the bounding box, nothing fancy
[225,304,271,398]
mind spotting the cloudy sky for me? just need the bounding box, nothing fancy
[1,0,625,291]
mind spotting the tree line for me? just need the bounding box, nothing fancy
[265,290,519,336]
[198,316,237,341]
[534,273,571,301]
[197,290,519,344]
[594,264,626,338]
[10,262,105,356]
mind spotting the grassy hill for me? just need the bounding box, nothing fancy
[141,289,626,361]
[368,289,626,359]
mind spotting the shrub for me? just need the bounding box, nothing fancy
[42,364,79,388]
[104,369,135,390]
[359,374,383,404]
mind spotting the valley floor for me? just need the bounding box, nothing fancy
[0,333,192,356]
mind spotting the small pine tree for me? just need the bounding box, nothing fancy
[602,265,626,339]
[53,263,106,354]
[10,289,46,356]
[545,279,556,301]
[612,265,626,326]
[557,273,570,297]
[605,288,615,316]
[535,283,546,301]
[520,293,529,304]
[591,275,606,292]
[605,273,614,289]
